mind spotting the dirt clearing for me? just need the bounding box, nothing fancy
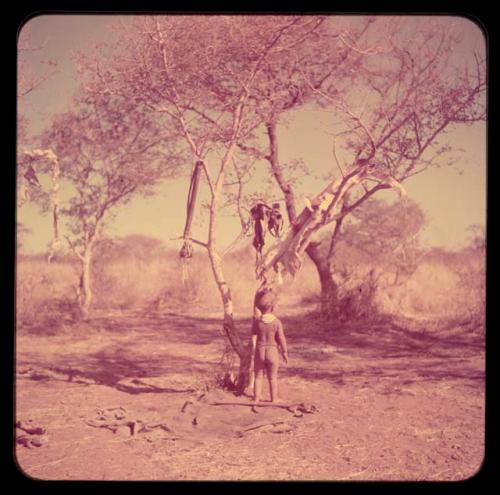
[15,307,484,480]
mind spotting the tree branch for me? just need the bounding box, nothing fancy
[265,121,297,222]
[64,235,84,261]
[171,236,208,249]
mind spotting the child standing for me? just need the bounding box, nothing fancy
[251,290,288,403]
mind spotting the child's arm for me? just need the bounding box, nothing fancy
[275,320,288,364]
[251,295,263,355]
[251,318,258,355]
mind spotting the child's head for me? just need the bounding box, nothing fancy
[256,290,276,314]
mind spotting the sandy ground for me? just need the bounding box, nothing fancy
[14,306,485,481]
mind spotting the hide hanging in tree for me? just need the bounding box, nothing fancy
[19,149,61,263]
[24,164,41,188]
[47,153,61,263]
[250,202,284,277]
[250,203,269,257]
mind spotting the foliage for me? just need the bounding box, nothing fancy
[40,93,181,253]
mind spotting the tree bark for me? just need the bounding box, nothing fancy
[208,243,254,395]
[305,242,339,317]
[75,226,100,318]
[79,247,93,317]
[265,122,297,221]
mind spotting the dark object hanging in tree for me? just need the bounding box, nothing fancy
[24,164,41,188]
[250,202,284,259]
[179,241,193,260]
[250,203,270,255]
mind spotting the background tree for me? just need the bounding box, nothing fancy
[16,223,32,255]
[17,24,59,254]
[94,234,169,265]
[452,225,485,329]
[18,24,58,144]
[40,92,181,316]
[323,197,426,319]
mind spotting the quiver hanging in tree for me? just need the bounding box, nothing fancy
[179,161,203,286]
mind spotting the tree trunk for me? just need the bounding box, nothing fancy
[78,246,94,318]
[205,138,256,395]
[81,253,92,316]
[207,245,253,395]
[235,345,254,395]
[305,242,339,318]
[265,120,341,317]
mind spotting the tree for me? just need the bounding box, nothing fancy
[466,224,486,252]
[77,15,486,391]
[94,234,168,264]
[77,15,340,388]
[234,16,382,314]
[16,222,32,255]
[17,24,60,257]
[18,23,58,144]
[455,225,485,328]
[40,92,180,316]
[255,17,485,318]
[321,197,426,318]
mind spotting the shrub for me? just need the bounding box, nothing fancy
[16,258,79,329]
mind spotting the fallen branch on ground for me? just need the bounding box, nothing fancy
[15,419,49,448]
[236,420,296,437]
[210,401,318,416]
[86,419,137,436]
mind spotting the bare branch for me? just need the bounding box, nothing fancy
[331,137,345,178]
[171,236,208,249]
[64,235,84,261]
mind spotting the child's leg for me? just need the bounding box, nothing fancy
[265,348,280,402]
[254,369,264,403]
[248,350,256,390]
[253,348,265,403]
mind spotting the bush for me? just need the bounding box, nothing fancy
[320,244,485,327]
[17,234,484,330]
[16,258,79,329]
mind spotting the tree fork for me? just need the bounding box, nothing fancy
[305,241,339,317]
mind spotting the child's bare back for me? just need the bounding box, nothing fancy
[252,291,288,403]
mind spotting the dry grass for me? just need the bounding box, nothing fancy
[16,258,79,327]
[16,240,485,331]
[16,244,320,322]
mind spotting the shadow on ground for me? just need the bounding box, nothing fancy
[16,308,485,395]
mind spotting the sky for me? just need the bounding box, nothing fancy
[17,15,487,254]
